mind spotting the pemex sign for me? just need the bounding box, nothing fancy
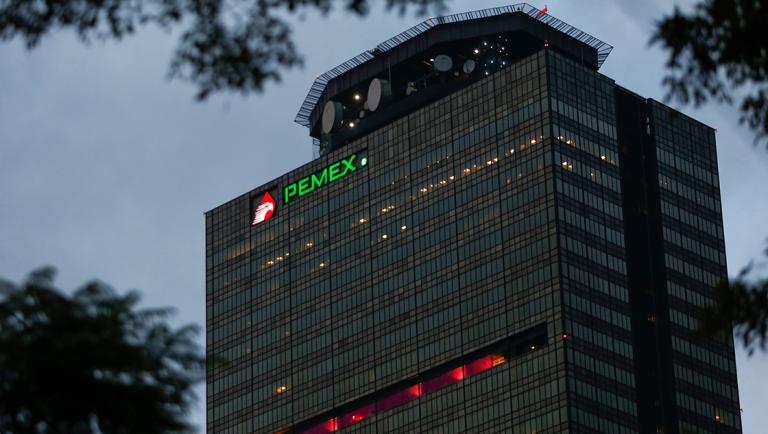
[250,152,368,226]
[283,153,368,204]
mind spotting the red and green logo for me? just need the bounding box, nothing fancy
[252,192,276,225]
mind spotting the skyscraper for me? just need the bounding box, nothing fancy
[205,5,741,433]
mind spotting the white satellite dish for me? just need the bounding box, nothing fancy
[367,78,392,112]
[321,101,344,134]
[434,54,453,72]
[463,59,476,74]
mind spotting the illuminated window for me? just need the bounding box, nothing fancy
[295,326,547,434]
[340,404,373,428]
[377,385,421,412]
[465,355,493,376]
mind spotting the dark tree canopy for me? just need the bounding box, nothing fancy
[653,0,768,148]
[0,268,205,434]
[0,0,444,99]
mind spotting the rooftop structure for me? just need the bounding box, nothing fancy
[294,4,613,155]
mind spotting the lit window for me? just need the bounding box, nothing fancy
[423,367,463,394]
[298,348,529,434]
[276,385,288,394]
[378,385,421,412]
[465,356,493,376]
[340,404,374,428]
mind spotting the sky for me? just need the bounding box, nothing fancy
[1,0,767,431]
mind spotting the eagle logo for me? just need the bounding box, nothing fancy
[252,192,276,225]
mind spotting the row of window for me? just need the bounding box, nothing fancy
[564,291,632,331]
[663,226,724,266]
[553,122,619,166]
[671,336,735,373]
[676,391,740,429]
[665,253,722,288]
[674,363,739,403]
[557,178,624,219]
[659,172,720,214]
[560,235,627,274]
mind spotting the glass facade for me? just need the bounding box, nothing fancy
[651,102,741,433]
[549,53,638,433]
[206,46,741,434]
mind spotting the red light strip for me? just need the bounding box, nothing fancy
[301,354,504,433]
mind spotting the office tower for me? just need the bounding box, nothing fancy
[206,5,741,433]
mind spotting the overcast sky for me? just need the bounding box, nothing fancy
[1,0,766,431]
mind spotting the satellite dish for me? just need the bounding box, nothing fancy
[434,54,453,72]
[367,78,392,112]
[463,59,476,74]
[321,101,345,134]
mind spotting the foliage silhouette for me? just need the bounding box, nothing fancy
[0,0,444,99]
[653,0,768,148]
[0,267,204,434]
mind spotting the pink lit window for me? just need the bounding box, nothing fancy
[339,403,374,428]
[377,384,421,412]
[465,355,494,377]
[302,418,338,434]
[299,351,514,434]
[422,367,464,394]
